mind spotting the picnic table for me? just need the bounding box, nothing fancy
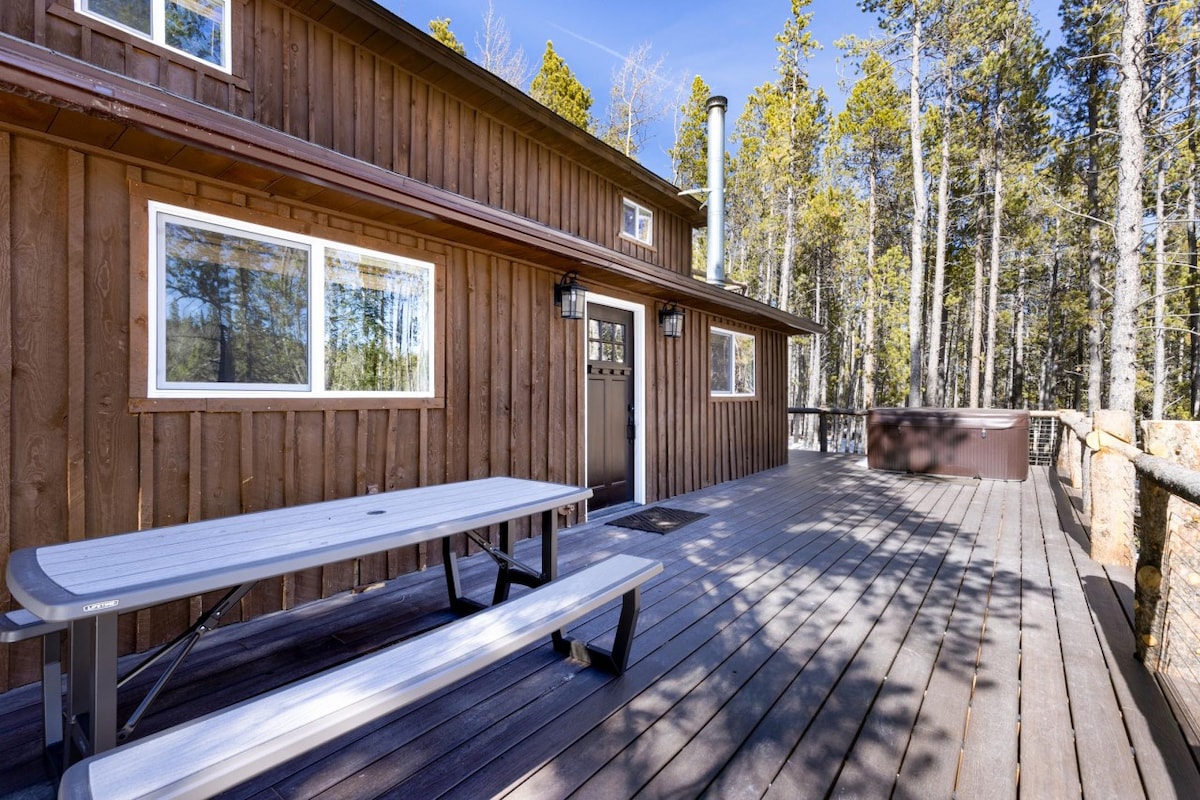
[4,476,589,766]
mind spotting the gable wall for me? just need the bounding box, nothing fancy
[0,0,696,273]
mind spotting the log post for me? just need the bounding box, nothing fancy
[1137,422,1200,674]
[1088,410,1136,567]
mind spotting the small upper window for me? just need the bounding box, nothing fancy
[80,0,230,70]
[621,198,653,246]
[710,327,755,397]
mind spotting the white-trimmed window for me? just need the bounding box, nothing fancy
[710,327,756,396]
[621,198,653,246]
[149,202,434,398]
[80,0,231,70]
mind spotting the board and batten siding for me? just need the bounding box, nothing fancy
[0,0,695,275]
[0,130,787,691]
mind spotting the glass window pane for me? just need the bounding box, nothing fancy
[622,202,637,238]
[710,332,731,393]
[162,220,309,386]
[734,334,756,394]
[324,249,432,393]
[166,0,225,66]
[86,0,152,35]
[637,210,652,243]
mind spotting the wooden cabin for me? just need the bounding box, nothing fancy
[0,0,819,691]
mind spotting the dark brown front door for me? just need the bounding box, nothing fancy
[586,305,635,511]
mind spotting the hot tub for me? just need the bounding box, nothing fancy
[867,408,1029,480]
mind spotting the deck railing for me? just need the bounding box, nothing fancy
[1057,412,1200,725]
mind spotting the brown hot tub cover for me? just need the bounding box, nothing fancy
[867,407,1029,481]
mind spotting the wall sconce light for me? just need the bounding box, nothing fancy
[554,271,586,320]
[659,302,685,338]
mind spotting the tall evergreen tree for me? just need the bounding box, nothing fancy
[669,75,712,191]
[835,48,906,409]
[427,18,465,57]
[530,41,593,131]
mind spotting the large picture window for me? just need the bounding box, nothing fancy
[80,0,230,70]
[710,327,756,397]
[150,203,435,398]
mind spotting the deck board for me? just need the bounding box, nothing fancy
[2,453,1199,800]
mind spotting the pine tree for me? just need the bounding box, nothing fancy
[530,41,593,131]
[427,18,465,57]
[669,75,712,191]
[835,48,906,409]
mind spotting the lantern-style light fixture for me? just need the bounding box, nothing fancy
[659,302,685,338]
[554,271,586,320]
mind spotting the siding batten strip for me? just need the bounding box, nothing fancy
[66,151,86,543]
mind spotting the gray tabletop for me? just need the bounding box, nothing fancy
[6,477,590,621]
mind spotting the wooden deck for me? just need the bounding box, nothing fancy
[2,450,1200,798]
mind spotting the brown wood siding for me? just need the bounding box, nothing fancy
[637,304,788,505]
[0,132,621,690]
[4,1,697,275]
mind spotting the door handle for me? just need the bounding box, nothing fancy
[626,404,636,442]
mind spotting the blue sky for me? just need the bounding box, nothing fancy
[379,1,1062,180]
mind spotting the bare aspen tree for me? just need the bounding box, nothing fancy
[599,43,669,160]
[475,1,530,88]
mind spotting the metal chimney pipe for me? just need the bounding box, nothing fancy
[705,95,727,287]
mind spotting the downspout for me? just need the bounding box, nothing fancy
[706,95,727,287]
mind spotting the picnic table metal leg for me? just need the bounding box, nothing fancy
[42,627,64,776]
[66,614,118,764]
[492,521,514,605]
[443,535,485,615]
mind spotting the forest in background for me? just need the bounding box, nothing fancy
[432,0,1198,423]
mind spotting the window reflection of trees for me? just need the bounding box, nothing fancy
[165,0,224,66]
[324,250,431,393]
[163,222,309,386]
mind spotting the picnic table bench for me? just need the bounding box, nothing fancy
[57,553,662,800]
[3,477,596,768]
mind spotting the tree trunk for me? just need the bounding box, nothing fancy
[864,168,878,409]
[906,9,927,407]
[1011,260,1025,407]
[778,186,796,313]
[1152,99,1167,419]
[1109,0,1146,413]
[1189,10,1200,418]
[983,110,1004,408]
[927,85,952,406]
[1086,21,1105,413]
[970,159,987,408]
[1039,217,1062,409]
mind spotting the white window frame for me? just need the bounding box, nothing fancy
[147,201,436,399]
[710,326,756,398]
[78,0,232,72]
[620,198,654,246]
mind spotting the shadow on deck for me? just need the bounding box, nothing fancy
[2,450,1199,798]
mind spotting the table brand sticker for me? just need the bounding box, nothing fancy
[83,600,119,613]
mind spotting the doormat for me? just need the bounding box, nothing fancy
[608,506,708,534]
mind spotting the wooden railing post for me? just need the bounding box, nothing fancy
[1088,410,1136,567]
[1137,422,1200,674]
[818,412,828,453]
